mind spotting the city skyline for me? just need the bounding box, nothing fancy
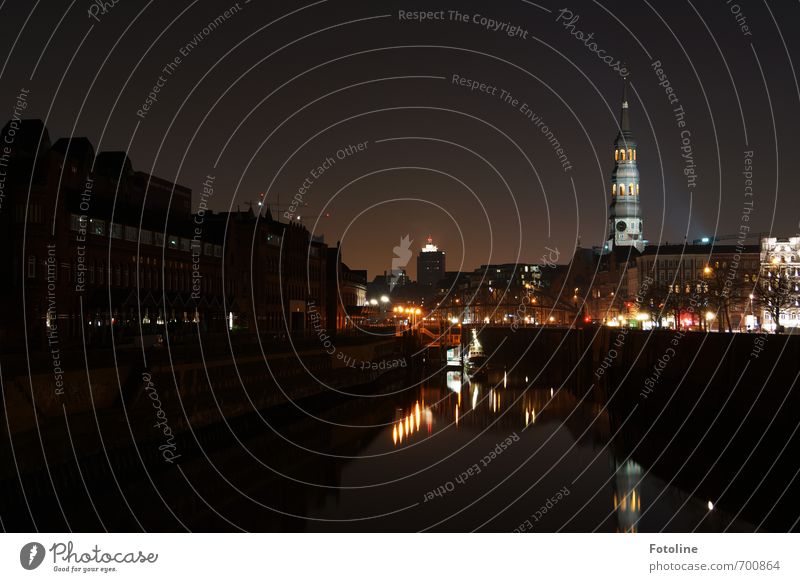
[3,0,800,561]
[1,1,798,279]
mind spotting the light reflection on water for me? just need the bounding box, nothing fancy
[279,370,751,532]
[182,368,758,532]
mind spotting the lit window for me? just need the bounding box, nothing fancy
[91,219,106,236]
[615,149,619,161]
[633,149,637,160]
[621,149,626,161]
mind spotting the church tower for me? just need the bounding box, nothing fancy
[607,80,644,252]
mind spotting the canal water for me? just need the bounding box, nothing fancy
[9,360,794,532]
[170,367,758,532]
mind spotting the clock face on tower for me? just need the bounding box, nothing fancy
[616,221,627,232]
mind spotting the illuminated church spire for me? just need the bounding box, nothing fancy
[607,77,644,252]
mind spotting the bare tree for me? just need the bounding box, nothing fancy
[753,264,798,332]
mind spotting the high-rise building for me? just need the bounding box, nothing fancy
[607,80,645,252]
[417,235,446,286]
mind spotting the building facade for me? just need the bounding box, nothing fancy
[0,120,358,350]
[629,243,759,330]
[326,245,367,332]
[758,237,800,331]
[417,235,446,286]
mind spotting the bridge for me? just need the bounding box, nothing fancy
[391,307,462,363]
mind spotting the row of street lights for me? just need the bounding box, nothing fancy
[393,305,423,328]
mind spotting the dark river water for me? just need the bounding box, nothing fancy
[168,367,757,532]
[8,361,794,532]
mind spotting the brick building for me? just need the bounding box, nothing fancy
[0,120,344,350]
[580,242,760,330]
[326,244,367,332]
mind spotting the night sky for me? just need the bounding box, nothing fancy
[2,0,798,279]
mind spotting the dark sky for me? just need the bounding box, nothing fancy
[2,0,798,279]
